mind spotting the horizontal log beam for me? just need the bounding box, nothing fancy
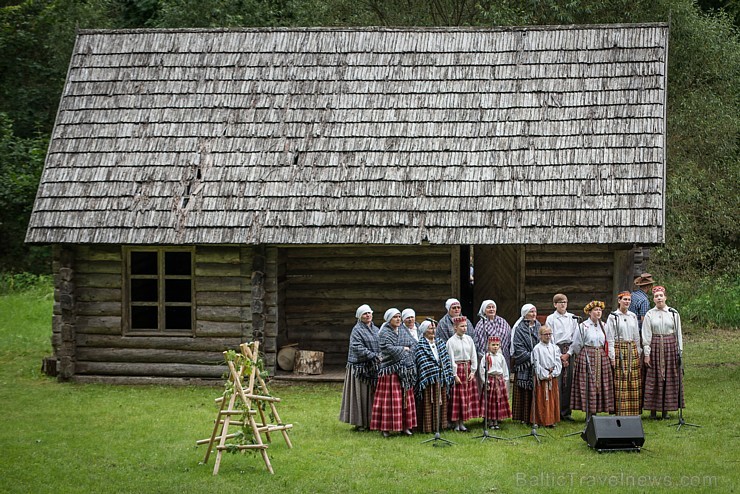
[74,361,226,378]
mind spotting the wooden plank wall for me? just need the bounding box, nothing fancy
[277,245,453,368]
[63,245,252,381]
[525,245,616,317]
[472,245,521,324]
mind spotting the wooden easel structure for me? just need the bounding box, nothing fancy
[197,341,293,474]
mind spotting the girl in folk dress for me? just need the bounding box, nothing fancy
[531,325,562,427]
[370,308,418,437]
[446,316,480,431]
[642,286,684,419]
[606,291,642,416]
[563,301,615,421]
[478,336,511,430]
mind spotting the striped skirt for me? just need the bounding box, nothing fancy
[480,374,511,421]
[416,383,450,433]
[511,384,533,423]
[613,340,642,415]
[370,373,417,432]
[532,378,560,426]
[338,369,375,428]
[570,346,615,414]
[643,334,685,412]
[448,361,481,422]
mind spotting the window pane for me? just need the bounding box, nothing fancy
[131,306,158,330]
[165,279,191,303]
[131,251,158,275]
[165,251,192,276]
[166,306,192,330]
[131,279,158,302]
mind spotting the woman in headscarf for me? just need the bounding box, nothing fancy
[414,319,455,433]
[606,291,642,416]
[474,299,512,372]
[402,308,420,342]
[563,301,615,421]
[511,304,540,424]
[339,304,380,430]
[642,286,684,420]
[370,308,418,437]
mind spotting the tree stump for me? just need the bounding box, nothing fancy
[293,350,324,375]
[277,344,298,371]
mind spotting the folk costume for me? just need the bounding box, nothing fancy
[339,304,380,429]
[545,308,578,420]
[414,321,456,433]
[568,301,615,417]
[606,300,642,415]
[370,308,418,434]
[642,287,684,415]
[473,300,513,372]
[478,338,511,423]
[446,318,480,427]
[511,305,540,424]
[531,339,562,426]
[402,308,420,342]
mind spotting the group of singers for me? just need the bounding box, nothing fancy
[339,279,684,437]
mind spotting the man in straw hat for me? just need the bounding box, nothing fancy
[630,273,655,331]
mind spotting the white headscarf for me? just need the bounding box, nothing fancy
[401,308,416,321]
[445,298,461,311]
[356,304,373,320]
[511,303,536,354]
[419,320,433,334]
[478,299,496,318]
[384,308,401,323]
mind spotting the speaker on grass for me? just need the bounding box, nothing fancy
[582,416,644,452]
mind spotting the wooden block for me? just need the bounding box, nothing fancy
[293,350,324,375]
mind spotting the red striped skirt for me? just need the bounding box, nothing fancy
[480,374,511,421]
[643,334,684,412]
[613,340,642,415]
[570,346,615,414]
[370,373,417,431]
[448,361,480,422]
[531,378,560,426]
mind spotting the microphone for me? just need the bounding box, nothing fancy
[570,315,582,322]
[668,308,679,314]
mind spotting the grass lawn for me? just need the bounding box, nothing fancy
[0,287,738,493]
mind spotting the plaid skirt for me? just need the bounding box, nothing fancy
[570,346,615,414]
[370,373,417,431]
[613,340,642,415]
[480,374,511,421]
[448,361,481,422]
[511,384,533,423]
[532,378,560,426]
[417,383,450,433]
[643,334,685,412]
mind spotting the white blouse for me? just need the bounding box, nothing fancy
[446,334,478,375]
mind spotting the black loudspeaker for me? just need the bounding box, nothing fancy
[582,416,644,452]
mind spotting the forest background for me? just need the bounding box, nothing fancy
[1,0,737,326]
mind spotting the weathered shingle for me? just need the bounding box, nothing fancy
[27,25,668,245]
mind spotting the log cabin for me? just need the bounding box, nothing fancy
[26,24,669,383]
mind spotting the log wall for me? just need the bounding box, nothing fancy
[277,245,454,368]
[48,244,259,382]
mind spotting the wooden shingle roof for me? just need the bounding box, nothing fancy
[27,24,668,245]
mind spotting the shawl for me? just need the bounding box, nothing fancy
[512,319,541,390]
[378,324,418,389]
[474,316,512,369]
[346,320,381,385]
[414,336,455,397]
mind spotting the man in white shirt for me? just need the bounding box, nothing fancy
[546,293,578,422]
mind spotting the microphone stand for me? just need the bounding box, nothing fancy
[474,347,507,442]
[667,309,699,432]
[611,310,623,416]
[511,322,544,443]
[565,316,592,439]
[421,381,455,446]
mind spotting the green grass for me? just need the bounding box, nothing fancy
[0,287,738,493]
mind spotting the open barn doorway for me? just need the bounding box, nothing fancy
[471,245,522,325]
